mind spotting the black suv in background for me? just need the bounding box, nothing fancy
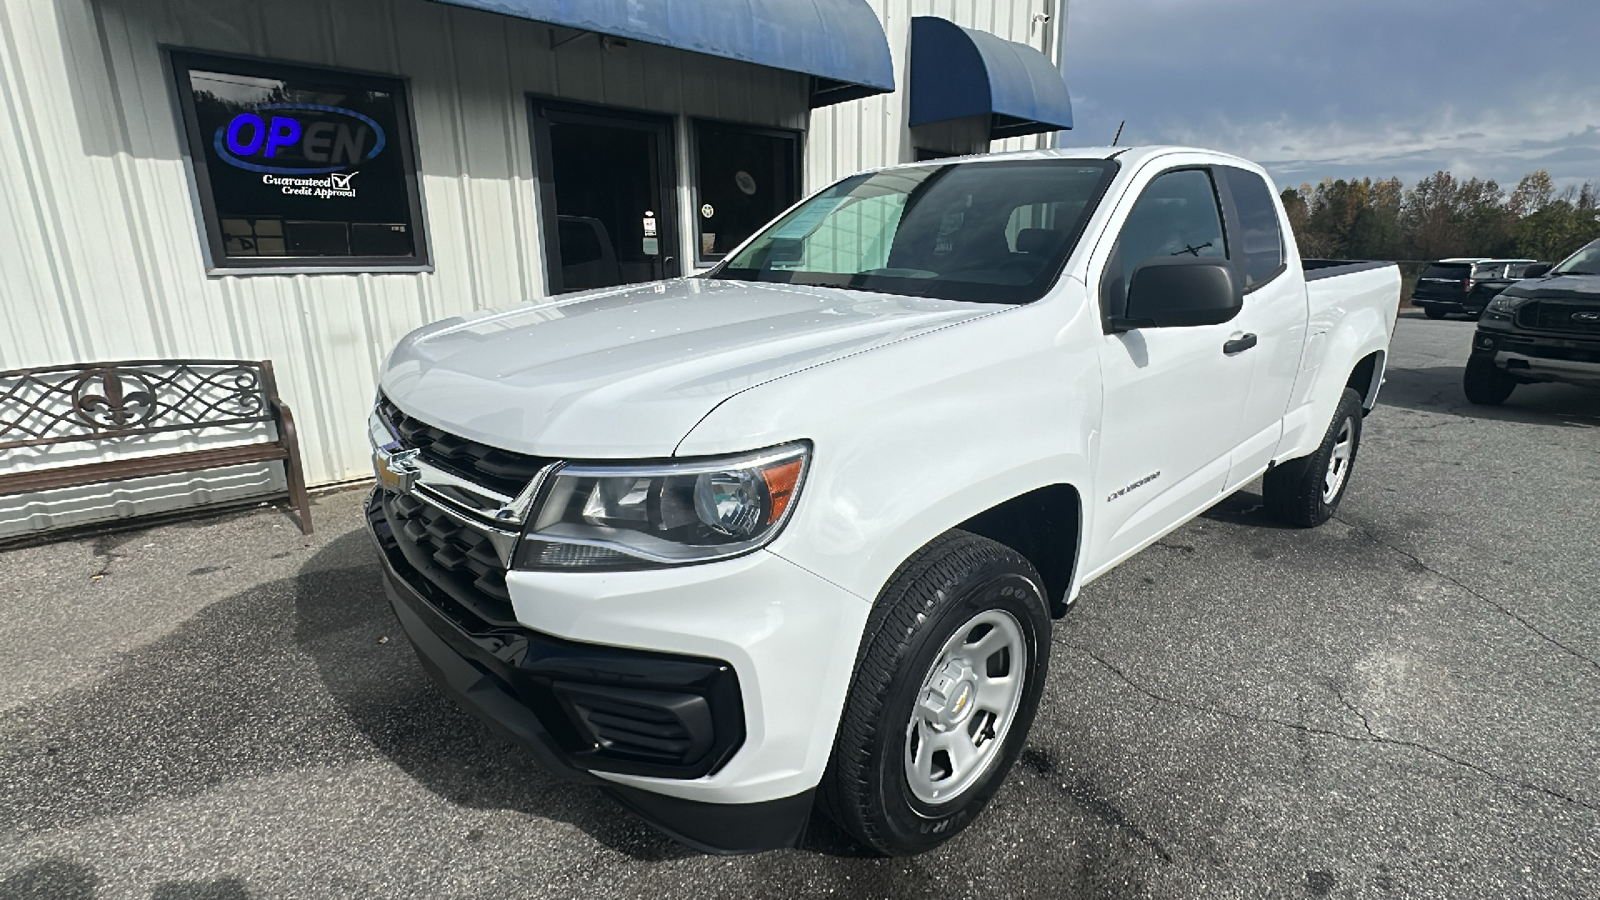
[1466,240,1600,404]
[1412,258,1541,319]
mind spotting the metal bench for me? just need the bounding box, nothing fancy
[0,359,312,534]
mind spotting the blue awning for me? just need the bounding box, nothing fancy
[431,0,894,107]
[908,16,1073,139]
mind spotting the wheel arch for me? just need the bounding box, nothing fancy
[1277,309,1392,464]
[1346,349,1386,412]
[954,484,1083,618]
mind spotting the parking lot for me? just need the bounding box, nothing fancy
[2,313,1597,899]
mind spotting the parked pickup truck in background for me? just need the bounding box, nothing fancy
[1411,257,1541,319]
[1467,239,1600,403]
[365,146,1399,856]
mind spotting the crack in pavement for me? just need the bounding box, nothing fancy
[1073,645,1600,815]
[1332,514,1600,675]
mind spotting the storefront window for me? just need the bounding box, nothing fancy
[693,122,799,262]
[171,52,428,270]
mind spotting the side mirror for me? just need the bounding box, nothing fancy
[1521,262,1552,278]
[1111,257,1242,332]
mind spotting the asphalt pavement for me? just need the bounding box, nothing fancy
[3,313,1597,899]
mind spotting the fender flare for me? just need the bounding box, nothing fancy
[1278,307,1391,463]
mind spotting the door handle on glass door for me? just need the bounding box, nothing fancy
[1223,333,1258,355]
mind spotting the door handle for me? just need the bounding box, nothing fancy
[1223,333,1258,355]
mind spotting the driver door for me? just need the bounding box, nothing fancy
[1087,166,1256,573]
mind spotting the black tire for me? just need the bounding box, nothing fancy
[1463,355,1516,405]
[1263,387,1364,528]
[820,530,1050,856]
[1423,305,1447,320]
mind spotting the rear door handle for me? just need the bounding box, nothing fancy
[1223,333,1258,355]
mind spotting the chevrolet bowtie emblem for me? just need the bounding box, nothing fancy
[374,446,421,494]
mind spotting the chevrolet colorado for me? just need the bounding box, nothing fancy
[365,146,1399,855]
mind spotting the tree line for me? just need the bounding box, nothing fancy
[1279,170,1600,263]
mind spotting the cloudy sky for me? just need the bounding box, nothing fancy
[1063,0,1600,192]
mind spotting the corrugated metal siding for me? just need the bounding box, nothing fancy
[0,0,1058,537]
[0,0,812,535]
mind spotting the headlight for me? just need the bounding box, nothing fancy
[513,443,810,570]
[1486,293,1528,315]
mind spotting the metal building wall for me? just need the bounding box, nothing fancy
[0,0,1060,537]
[0,0,809,536]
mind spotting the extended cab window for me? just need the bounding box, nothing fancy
[1219,167,1285,290]
[710,160,1119,304]
[1101,168,1228,319]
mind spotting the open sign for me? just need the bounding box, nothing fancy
[213,103,387,175]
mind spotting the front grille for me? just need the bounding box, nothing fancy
[378,395,552,497]
[372,397,551,628]
[383,490,517,627]
[1517,302,1600,335]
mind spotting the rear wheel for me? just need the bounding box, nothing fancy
[1463,355,1516,405]
[820,531,1050,856]
[1263,387,1364,527]
[1423,305,1447,320]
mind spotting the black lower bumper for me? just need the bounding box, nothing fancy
[366,488,814,853]
[1473,329,1600,384]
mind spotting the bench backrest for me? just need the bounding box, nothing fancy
[0,359,283,452]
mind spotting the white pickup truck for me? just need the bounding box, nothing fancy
[365,146,1398,855]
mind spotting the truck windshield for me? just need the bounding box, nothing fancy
[709,159,1119,304]
[1550,240,1600,276]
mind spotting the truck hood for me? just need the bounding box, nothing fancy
[380,278,999,458]
[1501,274,1600,301]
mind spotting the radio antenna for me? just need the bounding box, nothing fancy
[1111,120,1125,146]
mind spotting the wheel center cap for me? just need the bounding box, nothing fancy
[919,661,978,729]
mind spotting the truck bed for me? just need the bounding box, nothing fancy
[1301,259,1400,281]
[1303,260,1401,338]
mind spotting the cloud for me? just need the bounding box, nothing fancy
[1063,0,1600,189]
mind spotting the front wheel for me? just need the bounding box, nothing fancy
[820,531,1050,855]
[1422,305,1447,320]
[1263,387,1364,527]
[1463,355,1516,405]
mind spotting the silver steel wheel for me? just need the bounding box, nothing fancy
[904,608,1027,806]
[1322,415,1355,503]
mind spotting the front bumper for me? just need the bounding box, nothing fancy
[1472,329,1600,387]
[365,488,867,852]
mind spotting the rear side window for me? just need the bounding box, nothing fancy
[1421,263,1471,281]
[1219,166,1285,290]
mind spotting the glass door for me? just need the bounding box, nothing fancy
[530,100,680,294]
